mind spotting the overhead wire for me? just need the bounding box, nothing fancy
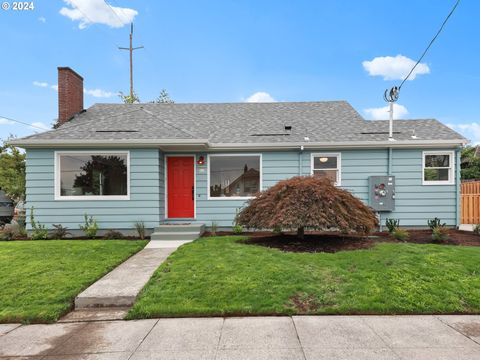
[398,0,461,90]
[0,115,50,131]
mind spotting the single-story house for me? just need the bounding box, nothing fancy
[10,67,468,235]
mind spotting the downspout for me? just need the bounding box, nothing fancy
[299,145,304,176]
[456,147,461,228]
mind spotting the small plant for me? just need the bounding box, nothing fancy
[385,218,400,233]
[272,225,282,234]
[392,228,409,241]
[473,224,480,235]
[427,217,446,231]
[134,221,146,240]
[232,224,243,234]
[0,224,18,241]
[432,225,449,243]
[79,213,99,239]
[210,221,218,236]
[50,224,71,240]
[103,230,124,240]
[30,207,48,240]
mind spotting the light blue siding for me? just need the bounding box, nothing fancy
[25,148,162,230]
[25,147,460,230]
[185,148,459,228]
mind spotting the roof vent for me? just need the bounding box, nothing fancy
[284,125,292,131]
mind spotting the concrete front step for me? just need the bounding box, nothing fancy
[59,308,129,323]
[150,231,200,241]
[153,223,205,233]
[150,223,205,241]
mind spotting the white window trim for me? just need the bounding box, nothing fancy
[207,153,263,200]
[164,154,197,219]
[311,152,342,186]
[422,150,455,186]
[54,150,130,201]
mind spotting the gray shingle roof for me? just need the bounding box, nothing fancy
[15,101,466,146]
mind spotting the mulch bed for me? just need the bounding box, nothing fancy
[238,230,480,253]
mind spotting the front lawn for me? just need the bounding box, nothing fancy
[128,236,480,318]
[0,240,146,323]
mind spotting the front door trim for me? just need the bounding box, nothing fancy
[165,154,196,219]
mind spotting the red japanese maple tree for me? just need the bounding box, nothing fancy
[236,175,378,239]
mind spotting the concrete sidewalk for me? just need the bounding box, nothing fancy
[1,315,480,359]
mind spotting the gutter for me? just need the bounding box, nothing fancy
[8,138,467,149]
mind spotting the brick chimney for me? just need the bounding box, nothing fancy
[57,67,84,126]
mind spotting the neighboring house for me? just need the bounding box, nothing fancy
[10,67,467,233]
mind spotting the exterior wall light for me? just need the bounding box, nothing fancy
[197,155,205,165]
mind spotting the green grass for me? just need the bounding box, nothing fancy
[0,240,147,323]
[128,236,480,318]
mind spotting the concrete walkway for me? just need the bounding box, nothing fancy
[1,315,480,359]
[74,247,175,309]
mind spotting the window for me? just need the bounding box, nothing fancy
[56,152,129,200]
[311,153,341,185]
[208,154,261,198]
[423,151,455,185]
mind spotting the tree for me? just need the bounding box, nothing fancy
[0,137,26,202]
[461,146,480,180]
[236,176,378,239]
[155,89,174,104]
[118,90,140,104]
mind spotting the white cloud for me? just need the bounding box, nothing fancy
[362,55,430,81]
[51,84,58,91]
[84,88,113,98]
[38,17,46,23]
[364,103,409,120]
[60,0,138,29]
[0,117,14,125]
[33,81,48,88]
[447,123,479,144]
[30,122,51,131]
[245,91,276,103]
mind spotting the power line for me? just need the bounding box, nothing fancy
[399,0,461,90]
[0,115,50,131]
[103,0,126,28]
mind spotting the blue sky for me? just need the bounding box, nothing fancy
[0,0,478,142]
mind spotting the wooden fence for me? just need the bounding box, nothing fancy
[461,181,480,224]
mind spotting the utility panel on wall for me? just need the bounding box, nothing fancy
[369,176,395,212]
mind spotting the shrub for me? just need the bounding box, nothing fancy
[236,176,378,239]
[427,217,446,231]
[0,223,19,241]
[473,224,480,235]
[392,228,409,241]
[432,226,449,243]
[29,207,48,240]
[210,221,218,236]
[103,230,124,240]
[272,225,283,234]
[232,224,243,234]
[385,218,400,234]
[79,213,99,239]
[134,221,146,240]
[50,224,71,240]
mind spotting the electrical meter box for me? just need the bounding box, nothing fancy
[369,176,395,212]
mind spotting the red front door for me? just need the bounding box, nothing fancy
[167,157,194,218]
